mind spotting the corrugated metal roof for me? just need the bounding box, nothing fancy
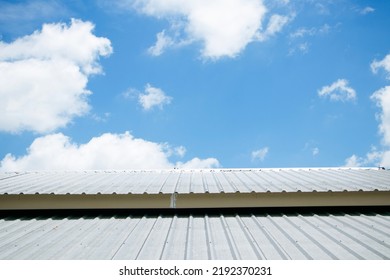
[0,212,389,260]
[1,168,389,195]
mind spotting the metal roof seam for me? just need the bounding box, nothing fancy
[249,215,291,260]
[265,215,314,260]
[329,215,390,252]
[110,216,144,260]
[134,217,159,260]
[313,215,388,259]
[159,215,177,260]
[234,215,267,259]
[240,171,268,192]
[219,215,241,259]
[341,215,389,240]
[204,215,216,260]
[282,215,338,259]
[297,215,364,259]
[211,172,225,193]
[184,215,192,260]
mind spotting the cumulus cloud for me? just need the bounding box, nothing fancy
[0,19,112,133]
[371,86,390,146]
[344,155,360,167]
[347,53,390,168]
[0,132,220,171]
[251,147,269,161]
[371,54,390,155]
[318,79,356,102]
[138,84,172,110]
[130,0,290,59]
[344,147,382,167]
[371,56,390,166]
[371,54,390,79]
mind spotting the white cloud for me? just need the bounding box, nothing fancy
[290,27,316,39]
[344,154,361,167]
[344,147,382,167]
[131,0,291,59]
[257,14,290,41]
[371,54,390,147]
[138,84,172,110]
[371,54,390,80]
[174,146,187,158]
[318,79,356,102]
[176,157,220,169]
[290,24,330,39]
[348,54,390,168]
[251,147,269,161]
[288,42,310,56]
[148,30,174,56]
[0,132,220,171]
[371,86,390,146]
[312,147,319,156]
[0,19,112,133]
[360,7,375,15]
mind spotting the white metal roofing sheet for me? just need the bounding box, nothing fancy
[0,168,389,195]
[0,212,389,260]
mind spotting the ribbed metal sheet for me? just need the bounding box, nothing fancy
[0,212,388,260]
[0,168,389,195]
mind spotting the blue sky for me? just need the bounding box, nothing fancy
[1,0,390,170]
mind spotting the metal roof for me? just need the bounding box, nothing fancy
[0,212,389,260]
[1,168,389,195]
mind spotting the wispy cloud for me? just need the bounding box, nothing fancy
[256,14,291,41]
[318,79,356,102]
[371,54,390,80]
[251,147,269,161]
[360,6,375,15]
[0,19,112,134]
[148,30,175,56]
[288,24,331,55]
[290,24,330,39]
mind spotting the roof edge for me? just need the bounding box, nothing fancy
[1,191,389,210]
[0,166,384,175]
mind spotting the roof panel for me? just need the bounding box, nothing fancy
[1,168,389,195]
[1,212,388,260]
